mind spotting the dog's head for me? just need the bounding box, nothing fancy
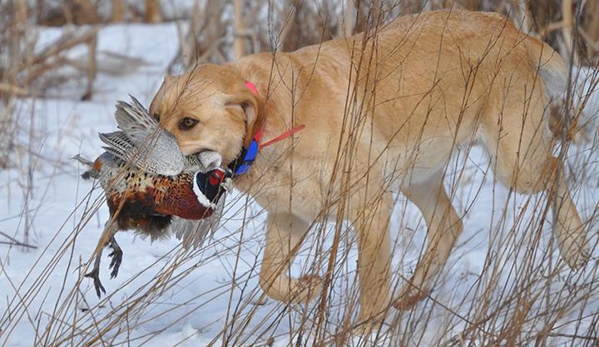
[149,64,262,166]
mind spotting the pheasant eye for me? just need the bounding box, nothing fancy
[179,117,199,131]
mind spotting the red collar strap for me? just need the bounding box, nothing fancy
[260,124,305,150]
[227,81,305,176]
[245,81,305,150]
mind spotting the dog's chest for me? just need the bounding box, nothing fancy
[236,158,331,220]
[248,156,356,221]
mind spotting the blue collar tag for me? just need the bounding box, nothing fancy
[230,136,260,176]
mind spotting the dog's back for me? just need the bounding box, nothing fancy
[235,10,569,191]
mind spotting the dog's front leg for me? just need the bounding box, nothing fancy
[354,196,393,331]
[259,212,321,303]
[396,170,464,309]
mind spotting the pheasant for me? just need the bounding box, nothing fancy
[76,97,230,297]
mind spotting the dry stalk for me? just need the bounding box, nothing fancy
[2,1,599,346]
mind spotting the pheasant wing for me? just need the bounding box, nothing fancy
[99,131,134,161]
[98,130,184,175]
[108,97,187,175]
[113,96,158,147]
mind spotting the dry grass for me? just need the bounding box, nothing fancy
[1,1,599,346]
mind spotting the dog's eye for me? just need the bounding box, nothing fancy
[152,113,160,122]
[179,117,199,131]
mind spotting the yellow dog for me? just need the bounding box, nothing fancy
[150,10,590,330]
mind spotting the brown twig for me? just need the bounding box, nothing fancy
[0,231,37,249]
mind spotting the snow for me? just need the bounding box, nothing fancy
[1,22,599,346]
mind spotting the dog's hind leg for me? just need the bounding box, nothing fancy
[483,96,590,269]
[547,157,591,268]
[395,169,463,310]
[490,140,590,269]
[259,212,321,303]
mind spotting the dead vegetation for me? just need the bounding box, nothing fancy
[0,0,598,346]
[168,0,599,69]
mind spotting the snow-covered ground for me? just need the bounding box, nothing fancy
[1,23,599,346]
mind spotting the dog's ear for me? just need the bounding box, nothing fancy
[225,82,263,145]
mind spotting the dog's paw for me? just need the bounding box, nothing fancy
[555,222,591,270]
[290,274,323,303]
[393,285,429,310]
[564,247,591,270]
[559,234,591,270]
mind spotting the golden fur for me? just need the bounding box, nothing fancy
[150,10,590,329]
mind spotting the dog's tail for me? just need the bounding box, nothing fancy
[568,66,599,142]
[529,39,599,143]
[530,40,569,101]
